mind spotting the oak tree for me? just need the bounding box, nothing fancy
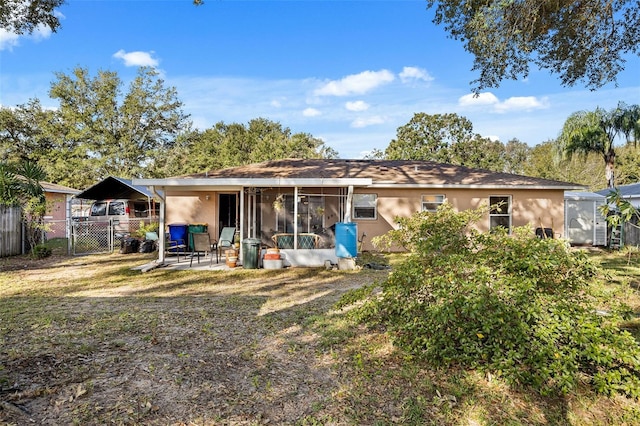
[384,112,513,172]
[427,0,640,91]
[46,66,190,188]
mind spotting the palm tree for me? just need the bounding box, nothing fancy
[0,161,46,206]
[557,102,639,188]
[0,161,48,255]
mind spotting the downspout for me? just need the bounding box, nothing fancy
[150,185,166,263]
[293,186,298,249]
[67,195,73,255]
[239,188,245,264]
[344,185,354,222]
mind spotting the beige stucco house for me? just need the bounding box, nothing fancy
[133,159,583,266]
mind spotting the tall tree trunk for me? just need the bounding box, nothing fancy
[604,149,616,188]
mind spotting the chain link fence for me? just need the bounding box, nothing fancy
[40,218,157,256]
[41,219,72,255]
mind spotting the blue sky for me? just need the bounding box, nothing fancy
[1,0,639,159]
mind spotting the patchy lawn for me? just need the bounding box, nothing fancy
[1,250,639,425]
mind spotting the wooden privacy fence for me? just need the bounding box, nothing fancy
[0,205,22,257]
[625,216,640,247]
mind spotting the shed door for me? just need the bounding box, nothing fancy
[566,200,596,245]
[594,201,607,246]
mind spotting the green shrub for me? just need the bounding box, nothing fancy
[31,244,52,259]
[134,221,159,239]
[342,203,640,397]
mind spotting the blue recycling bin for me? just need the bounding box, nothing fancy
[335,222,357,258]
[168,223,188,252]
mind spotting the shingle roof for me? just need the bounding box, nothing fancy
[187,159,582,189]
[41,181,80,194]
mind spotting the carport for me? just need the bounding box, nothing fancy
[70,177,159,255]
[74,176,156,204]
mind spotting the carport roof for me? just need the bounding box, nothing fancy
[74,176,154,201]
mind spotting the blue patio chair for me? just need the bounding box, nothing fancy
[166,232,187,262]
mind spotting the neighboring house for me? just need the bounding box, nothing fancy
[42,181,80,240]
[596,182,640,208]
[133,159,584,267]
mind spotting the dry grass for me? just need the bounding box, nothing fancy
[0,250,639,425]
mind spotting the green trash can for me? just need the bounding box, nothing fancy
[187,223,208,250]
[242,238,261,269]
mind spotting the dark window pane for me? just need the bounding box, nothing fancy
[490,216,510,229]
[90,202,107,216]
[489,196,509,214]
[108,202,126,215]
[355,207,376,219]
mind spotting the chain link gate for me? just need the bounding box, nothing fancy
[70,218,154,255]
[71,219,115,255]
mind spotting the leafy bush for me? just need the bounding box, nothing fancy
[341,203,640,397]
[134,221,159,239]
[31,244,52,259]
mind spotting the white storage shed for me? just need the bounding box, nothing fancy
[564,192,608,246]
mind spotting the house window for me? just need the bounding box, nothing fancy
[422,194,445,212]
[489,196,511,231]
[353,194,377,220]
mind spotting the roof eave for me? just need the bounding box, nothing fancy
[369,183,586,191]
[132,178,373,187]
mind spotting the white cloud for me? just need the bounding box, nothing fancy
[494,96,549,112]
[113,49,159,67]
[31,23,53,41]
[303,107,321,117]
[0,29,20,51]
[271,99,282,108]
[314,70,394,97]
[458,92,499,107]
[458,92,549,113]
[345,100,369,112]
[399,66,433,83]
[351,115,385,128]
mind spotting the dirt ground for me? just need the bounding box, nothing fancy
[0,253,388,425]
